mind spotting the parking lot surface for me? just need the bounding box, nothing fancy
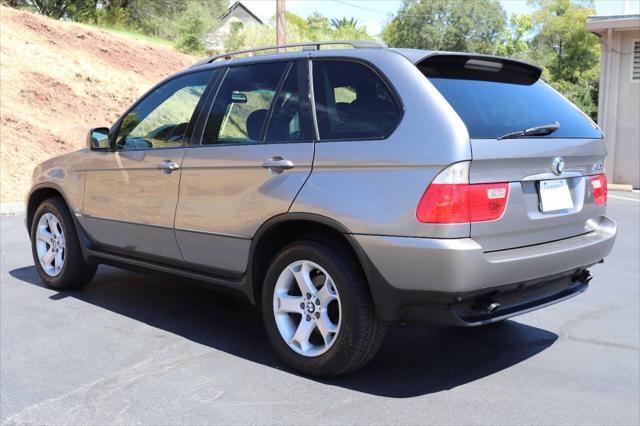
[1,192,638,425]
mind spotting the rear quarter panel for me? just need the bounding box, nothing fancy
[292,49,472,237]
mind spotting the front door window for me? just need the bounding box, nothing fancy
[116,71,214,150]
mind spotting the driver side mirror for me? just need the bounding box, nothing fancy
[87,127,111,151]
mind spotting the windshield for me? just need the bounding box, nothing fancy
[428,78,602,139]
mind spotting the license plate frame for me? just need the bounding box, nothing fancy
[538,179,573,212]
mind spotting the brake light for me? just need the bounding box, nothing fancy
[590,174,607,206]
[416,162,509,223]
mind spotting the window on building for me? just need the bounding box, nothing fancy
[633,40,640,81]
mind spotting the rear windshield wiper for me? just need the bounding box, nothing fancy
[497,122,560,140]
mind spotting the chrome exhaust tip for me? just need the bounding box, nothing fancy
[575,270,593,285]
[474,297,501,314]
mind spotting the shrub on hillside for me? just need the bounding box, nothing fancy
[175,2,207,53]
[95,7,131,28]
[175,1,223,54]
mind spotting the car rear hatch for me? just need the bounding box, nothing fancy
[417,54,607,251]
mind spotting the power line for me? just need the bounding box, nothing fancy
[332,0,458,20]
[333,0,390,15]
[600,38,638,56]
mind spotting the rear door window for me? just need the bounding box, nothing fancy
[264,61,315,142]
[427,77,602,139]
[202,62,288,145]
[312,60,402,141]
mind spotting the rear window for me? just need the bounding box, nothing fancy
[313,60,402,140]
[427,77,602,139]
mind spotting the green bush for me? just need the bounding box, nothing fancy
[95,7,131,28]
[175,2,207,53]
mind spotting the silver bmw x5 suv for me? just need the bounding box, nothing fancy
[26,41,616,376]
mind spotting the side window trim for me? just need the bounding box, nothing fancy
[110,69,218,151]
[297,57,316,142]
[309,57,405,142]
[185,68,225,146]
[194,59,316,147]
[189,67,229,147]
[308,58,321,141]
[260,62,294,142]
[262,58,316,144]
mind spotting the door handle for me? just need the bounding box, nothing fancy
[157,160,180,174]
[262,157,294,174]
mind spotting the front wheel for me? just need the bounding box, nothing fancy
[30,197,97,290]
[262,239,385,377]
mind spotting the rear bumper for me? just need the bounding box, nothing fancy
[353,215,616,325]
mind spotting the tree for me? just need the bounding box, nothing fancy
[383,0,507,54]
[497,14,533,58]
[285,11,309,35]
[0,0,29,7]
[223,21,246,53]
[329,17,369,40]
[530,0,599,82]
[129,0,225,40]
[306,11,330,38]
[30,0,69,19]
[330,17,359,30]
[226,10,374,54]
[175,1,210,53]
[529,0,600,119]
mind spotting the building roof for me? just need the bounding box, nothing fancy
[586,14,640,33]
[219,1,263,25]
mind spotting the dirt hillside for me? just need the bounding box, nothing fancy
[0,6,196,203]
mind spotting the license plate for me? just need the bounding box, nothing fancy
[539,179,573,212]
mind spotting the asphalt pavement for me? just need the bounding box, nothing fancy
[1,192,638,425]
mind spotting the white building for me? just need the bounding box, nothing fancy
[206,1,263,53]
[586,14,640,188]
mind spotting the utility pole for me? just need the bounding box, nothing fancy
[276,0,286,51]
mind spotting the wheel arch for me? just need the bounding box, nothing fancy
[27,183,96,264]
[248,213,374,305]
[26,184,71,231]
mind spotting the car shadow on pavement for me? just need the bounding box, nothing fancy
[10,265,558,398]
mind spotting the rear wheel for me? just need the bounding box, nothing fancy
[30,197,97,290]
[262,239,385,377]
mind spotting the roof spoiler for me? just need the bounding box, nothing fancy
[417,53,542,85]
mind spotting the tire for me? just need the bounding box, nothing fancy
[261,239,385,377]
[30,197,97,290]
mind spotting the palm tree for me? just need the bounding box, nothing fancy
[330,17,360,30]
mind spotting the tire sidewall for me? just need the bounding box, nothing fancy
[261,239,364,376]
[30,199,78,289]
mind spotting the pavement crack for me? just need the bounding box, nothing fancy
[3,342,207,425]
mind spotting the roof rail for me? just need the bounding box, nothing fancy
[192,40,386,67]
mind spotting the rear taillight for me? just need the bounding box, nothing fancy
[590,174,607,206]
[417,162,509,224]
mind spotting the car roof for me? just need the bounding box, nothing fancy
[186,45,540,79]
[187,47,432,72]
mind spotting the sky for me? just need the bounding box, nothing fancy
[241,0,640,35]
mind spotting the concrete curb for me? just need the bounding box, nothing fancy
[608,183,634,192]
[0,203,24,215]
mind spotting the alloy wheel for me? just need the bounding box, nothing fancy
[272,260,341,357]
[35,212,65,277]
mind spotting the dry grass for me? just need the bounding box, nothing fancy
[0,6,196,202]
